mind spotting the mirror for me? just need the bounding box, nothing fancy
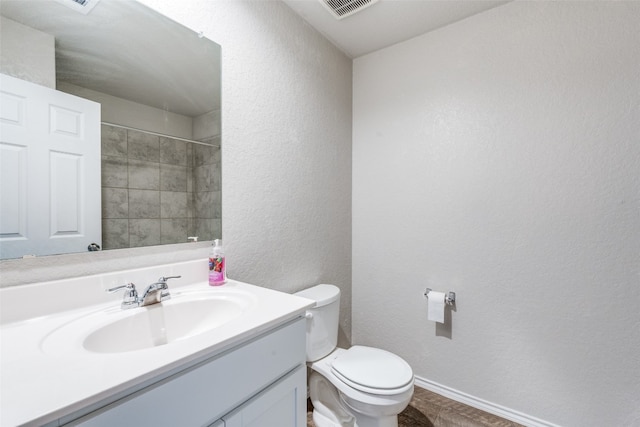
[0,0,221,259]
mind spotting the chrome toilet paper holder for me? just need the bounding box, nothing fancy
[424,288,456,306]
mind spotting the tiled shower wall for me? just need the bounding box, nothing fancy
[101,124,221,249]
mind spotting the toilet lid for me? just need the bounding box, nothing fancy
[331,346,413,394]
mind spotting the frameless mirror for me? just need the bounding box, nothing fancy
[0,0,221,259]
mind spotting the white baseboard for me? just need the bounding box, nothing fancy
[413,376,561,427]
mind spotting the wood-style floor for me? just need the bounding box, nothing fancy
[307,385,525,427]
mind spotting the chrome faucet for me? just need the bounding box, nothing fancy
[107,275,181,309]
[107,282,139,309]
[139,276,180,306]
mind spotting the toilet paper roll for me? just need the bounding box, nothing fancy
[427,291,446,323]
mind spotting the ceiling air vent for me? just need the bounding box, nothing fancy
[53,0,101,15]
[318,0,379,20]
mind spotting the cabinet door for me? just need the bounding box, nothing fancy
[223,366,306,427]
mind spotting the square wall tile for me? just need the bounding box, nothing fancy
[102,219,129,250]
[102,156,128,188]
[160,164,187,192]
[128,129,159,162]
[102,187,128,219]
[129,189,160,219]
[161,218,189,244]
[193,144,215,167]
[128,159,160,190]
[161,191,188,218]
[129,219,161,248]
[194,164,214,192]
[194,191,221,219]
[160,137,187,166]
[101,125,127,158]
[194,218,220,241]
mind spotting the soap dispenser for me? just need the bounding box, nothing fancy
[209,239,226,286]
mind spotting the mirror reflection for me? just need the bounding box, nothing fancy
[0,0,222,259]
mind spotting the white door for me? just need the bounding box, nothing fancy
[0,73,101,259]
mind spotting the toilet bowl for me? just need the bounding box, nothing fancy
[295,284,414,427]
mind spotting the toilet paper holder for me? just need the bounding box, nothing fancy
[424,288,456,306]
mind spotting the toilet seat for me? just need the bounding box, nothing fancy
[331,346,414,395]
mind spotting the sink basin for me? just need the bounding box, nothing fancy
[85,296,247,353]
[42,288,257,354]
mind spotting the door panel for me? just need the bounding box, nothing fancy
[0,73,100,258]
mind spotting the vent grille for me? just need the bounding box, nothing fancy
[53,0,100,14]
[318,0,379,20]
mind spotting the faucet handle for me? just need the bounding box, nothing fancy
[158,275,181,283]
[107,283,136,293]
[106,283,139,309]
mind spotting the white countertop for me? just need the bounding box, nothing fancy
[0,261,313,427]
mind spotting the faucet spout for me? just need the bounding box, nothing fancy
[139,276,181,307]
[140,282,168,306]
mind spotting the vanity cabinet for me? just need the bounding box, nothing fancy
[221,366,305,427]
[65,318,307,427]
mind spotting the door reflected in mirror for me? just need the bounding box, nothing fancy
[0,0,221,259]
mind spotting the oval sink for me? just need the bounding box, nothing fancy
[42,288,257,355]
[84,297,245,353]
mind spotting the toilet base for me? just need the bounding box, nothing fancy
[309,370,407,427]
[311,406,399,427]
[339,395,399,427]
[345,411,397,427]
[312,409,354,427]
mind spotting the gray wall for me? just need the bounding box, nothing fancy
[352,2,640,426]
[101,124,221,249]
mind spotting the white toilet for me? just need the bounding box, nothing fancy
[295,284,414,427]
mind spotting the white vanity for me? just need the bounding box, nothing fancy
[0,260,314,427]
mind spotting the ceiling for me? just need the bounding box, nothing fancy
[0,0,507,115]
[0,0,220,117]
[282,0,510,58]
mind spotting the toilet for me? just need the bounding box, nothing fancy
[295,284,414,427]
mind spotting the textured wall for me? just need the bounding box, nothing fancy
[1,0,353,342]
[137,0,353,342]
[0,16,55,88]
[352,2,640,426]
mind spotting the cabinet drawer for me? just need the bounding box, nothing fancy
[67,317,306,427]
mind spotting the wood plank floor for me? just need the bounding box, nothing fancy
[307,385,525,427]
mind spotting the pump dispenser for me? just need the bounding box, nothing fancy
[209,239,226,286]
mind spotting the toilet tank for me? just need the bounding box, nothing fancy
[294,284,340,362]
